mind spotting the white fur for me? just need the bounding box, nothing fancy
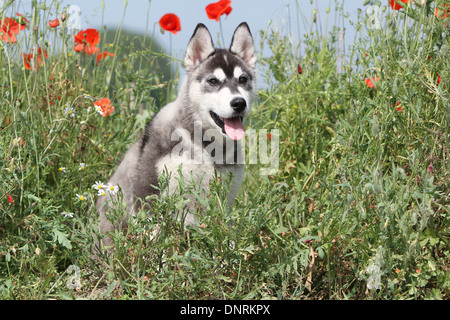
[213,68,227,82]
[233,66,243,79]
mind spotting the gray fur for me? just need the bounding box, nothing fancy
[95,22,256,253]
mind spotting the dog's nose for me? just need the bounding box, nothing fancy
[230,97,246,113]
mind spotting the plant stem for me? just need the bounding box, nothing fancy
[219,17,226,47]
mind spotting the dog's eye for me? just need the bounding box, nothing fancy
[208,78,219,85]
[239,76,248,84]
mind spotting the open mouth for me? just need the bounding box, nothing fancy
[209,111,245,141]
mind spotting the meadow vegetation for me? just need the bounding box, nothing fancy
[0,0,448,299]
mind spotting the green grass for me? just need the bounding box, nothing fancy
[0,0,449,300]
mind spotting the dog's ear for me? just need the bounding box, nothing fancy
[185,23,215,71]
[230,22,256,69]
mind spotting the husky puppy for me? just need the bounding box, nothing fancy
[96,22,256,251]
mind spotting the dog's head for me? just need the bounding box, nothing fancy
[184,23,256,141]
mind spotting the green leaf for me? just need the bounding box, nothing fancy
[52,230,72,249]
[274,226,289,234]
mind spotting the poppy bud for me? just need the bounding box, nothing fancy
[61,13,67,22]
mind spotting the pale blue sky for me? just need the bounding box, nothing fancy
[6,0,366,81]
[27,0,364,59]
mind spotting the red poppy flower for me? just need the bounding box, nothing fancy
[435,3,450,19]
[49,18,60,28]
[0,17,20,43]
[206,0,232,21]
[365,76,379,88]
[7,193,13,204]
[23,47,48,70]
[16,13,29,30]
[389,0,412,10]
[297,64,303,75]
[94,98,115,117]
[159,13,181,34]
[74,28,100,55]
[96,51,115,65]
[23,53,33,70]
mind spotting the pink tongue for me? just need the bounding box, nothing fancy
[224,117,245,140]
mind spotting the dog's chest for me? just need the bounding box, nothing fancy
[155,146,215,189]
[154,139,244,200]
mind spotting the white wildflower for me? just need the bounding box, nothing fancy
[92,181,105,191]
[107,184,119,195]
[94,104,104,116]
[64,104,76,118]
[82,93,94,101]
[61,211,74,218]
